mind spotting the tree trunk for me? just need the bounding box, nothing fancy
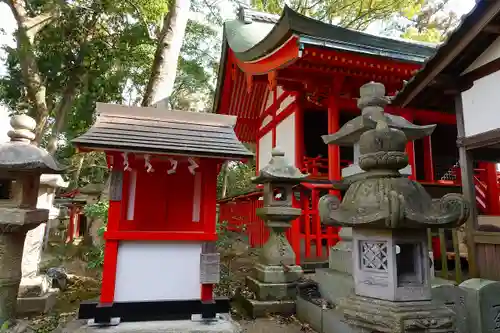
[221,162,229,199]
[5,0,54,144]
[142,0,191,107]
[72,154,85,189]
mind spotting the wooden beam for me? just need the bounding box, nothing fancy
[461,57,500,84]
[483,23,500,34]
[455,94,479,278]
[457,127,500,150]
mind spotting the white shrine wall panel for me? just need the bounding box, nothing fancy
[260,89,270,114]
[462,36,500,74]
[258,131,273,171]
[264,90,274,110]
[260,115,272,129]
[114,241,202,302]
[461,70,500,137]
[276,94,296,115]
[276,113,296,166]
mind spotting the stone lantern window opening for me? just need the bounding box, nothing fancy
[273,186,288,202]
[0,178,12,200]
[396,241,424,287]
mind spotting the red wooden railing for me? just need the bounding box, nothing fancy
[301,156,351,177]
[218,157,500,265]
[218,192,268,248]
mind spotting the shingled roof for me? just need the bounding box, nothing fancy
[225,5,436,63]
[72,103,253,159]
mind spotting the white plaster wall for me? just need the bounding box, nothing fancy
[264,90,274,109]
[276,94,296,115]
[258,131,273,171]
[260,115,272,129]
[260,90,270,115]
[463,36,500,74]
[462,70,500,137]
[114,241,202,302]
[275,113,296,165]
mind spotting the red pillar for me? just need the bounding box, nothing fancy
[484,162,500,215]
[100,169,124,304]
[328,96,340,195]
[401,111,416,180]
[423,135,434,182]
[66,206,75,243]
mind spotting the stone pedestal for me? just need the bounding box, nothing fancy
[338,295,455,333]
[241,227,304,317]
[0,115,64,326]
[16,174,67,315]
[0,229,26,324]
[239,149,306,318]
[314,227,354,304]
[0,208,50,325]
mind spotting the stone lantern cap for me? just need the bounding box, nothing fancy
[252,148,308,184]
[0,115,64,174]
[319,94,470,230]
[321,82,436,146]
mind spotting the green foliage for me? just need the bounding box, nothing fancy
[217,161,257,199]
[83,200,109,221]
[169,19,220,111]
[250,0,424,30]
[83,201,109,268]
[391,0,460,42]
[1,321,10,331]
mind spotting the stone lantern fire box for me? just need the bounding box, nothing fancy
[72,103,252,325]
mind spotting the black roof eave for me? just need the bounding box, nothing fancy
[393,0,500,108]
[231,5,435,63]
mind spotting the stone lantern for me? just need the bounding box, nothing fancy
[0,115,63,327]
[243,148,307,317]
[318,90,470,332]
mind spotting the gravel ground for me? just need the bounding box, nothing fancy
[240,317,314,332]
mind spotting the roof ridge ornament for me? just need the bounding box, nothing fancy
[238,3,253,24]
[8,115,36,143]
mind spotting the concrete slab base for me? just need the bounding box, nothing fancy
[246,276,297,301]
[296,296,361,333]
[16,290,58,315]
[313,268,353,305]
[236,294,295,318]
[68,315,241,333]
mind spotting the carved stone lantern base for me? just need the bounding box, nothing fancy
[338,295,455,333]
[0,208,50,326]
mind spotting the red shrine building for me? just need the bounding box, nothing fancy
[215,5,489,266]
[72,103,252,324]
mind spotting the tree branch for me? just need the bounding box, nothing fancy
[5,0,52,144]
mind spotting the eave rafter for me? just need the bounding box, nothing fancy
[301,47,421,79]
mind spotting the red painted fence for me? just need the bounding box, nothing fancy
[218,158,500,264]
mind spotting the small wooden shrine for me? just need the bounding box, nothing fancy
[72,103,252,325]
